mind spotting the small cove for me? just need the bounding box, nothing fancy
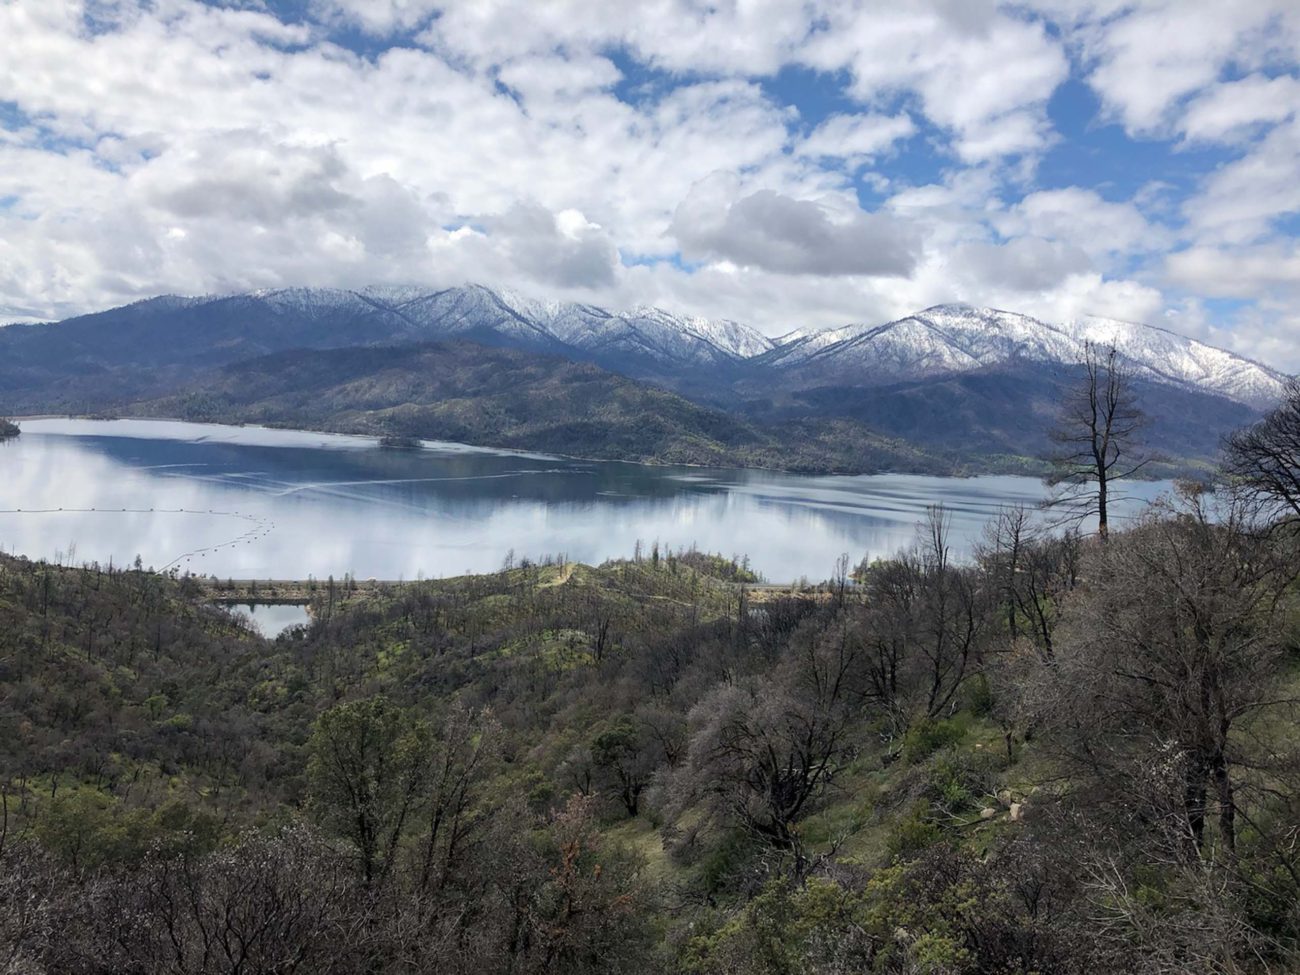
[225,602,313,638]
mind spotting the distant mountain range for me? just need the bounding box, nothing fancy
[758,304,1283,410]
[0,285,1286,474]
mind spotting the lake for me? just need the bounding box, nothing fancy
[0,419,1173,583]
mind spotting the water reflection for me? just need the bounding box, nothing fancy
[0,419,1174,582]
[226,602,312,637]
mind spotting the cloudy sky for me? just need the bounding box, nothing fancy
[3,1,1300,367]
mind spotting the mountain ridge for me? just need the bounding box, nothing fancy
[757,302,1285,409]
[4,287,1281,409]
[0,285,1284,476]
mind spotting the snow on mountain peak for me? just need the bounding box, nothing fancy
[1059,314,1287,409]
[761,302,1285,409]
[169,285,1286,409]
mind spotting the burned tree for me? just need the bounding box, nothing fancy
[1032,491,1299,864]
[1224,377,1300,527]
[1045,342,1149,539]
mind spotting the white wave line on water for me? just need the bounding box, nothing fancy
[260,484,487,520]
[0,506,276,574]
[268,471,548,496]
[155,470,284,488]
[126,463,209,472]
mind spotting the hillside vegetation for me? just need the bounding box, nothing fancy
[737,367,1259,464]
[136,341,959,474]
[3,488,1299,973]
[5,358,1300,974]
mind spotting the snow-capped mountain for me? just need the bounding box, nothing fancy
[532,302,774,367]
[3,287,1286,413]
[1059,315,1285,410]
[763,303,1287,410]
[180,289,1289,410]
[763,305,1078,374]
[243,284,775,371]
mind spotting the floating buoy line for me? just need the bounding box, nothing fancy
[0,506,274,572]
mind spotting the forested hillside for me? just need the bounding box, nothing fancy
[3,481,1299,972]
[736,367,1260,464]
[134,341,956,474]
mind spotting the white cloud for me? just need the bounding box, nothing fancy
[0,0,1295,370]
[949,237,1091,292]
[1166,243,1300,298]
[994,188,1168,266]
[671,176,921,277]
[1180,73,1300,144]
[1184,117,1300,245]
[803,2,1069,161]
[1070,0,1299,136]
[1163,245,1300,369]
[412,0,817,76]
[488,203,619,288]
[1214,303,1300,372]
[796,112,916,164]
[313,0,441,34]
[1018,273,1166,326]
[494,53,623,101]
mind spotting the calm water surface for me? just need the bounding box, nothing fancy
[0,419,1174,582]
[227,603,313,637]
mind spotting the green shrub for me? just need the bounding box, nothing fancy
[889,802,942,857]
[681,877,871,975]
[695,830,754,896]
[924,746,1001,819]
[928,753,975,815]
[903,717,967,764]
[967,673,994,716]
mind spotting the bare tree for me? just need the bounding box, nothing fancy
[1045,342,1150,539]
[981,505,1033,643]
[413,705,502,897]
[1022,495,1300,970]
[859,506,989,724]
[663,650,857,871]
[1223,377,1300,527]
[0,842,65,975]
[978,505,1081,659]
[1031,490,1300,872]
[133,825,367,975]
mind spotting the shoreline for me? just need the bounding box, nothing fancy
[11,412,1050,481]
[1,420,1178,586]
[11,411,1202,482]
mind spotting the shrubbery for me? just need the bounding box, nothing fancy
[3,481,1300,972]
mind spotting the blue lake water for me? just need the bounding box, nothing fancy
[0,419,1174,583]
